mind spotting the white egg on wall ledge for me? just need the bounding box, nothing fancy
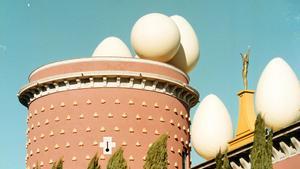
[191,94,233,159]
[92,36,132,57]
[255,57,300,131]
[131,13,181,62]
[168,15,200,73]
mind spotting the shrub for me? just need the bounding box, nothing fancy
[143,134,168,169]
[222,151,231,169]
[51,158,63,169]
[107,148,127,169]
[87,153,101,169]
[215,151,223,169]
[250,114,272,169]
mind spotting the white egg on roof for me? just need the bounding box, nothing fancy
[92,36,132,57]
[191,94,233,159]
[168,15,200,73]
[255,57,300,130]
[131,13,180,62]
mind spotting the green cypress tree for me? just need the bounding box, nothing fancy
[265,129,273,169]
[87,153,101,169]
[51,162,56,169]
[33,162,40,169]
[56,159,63,169]
[143,134,168,169]
[52,158,63,169]
[222,151,231,169]
[250,114,271,169]
[107,148,128,169]
[215,150,223,169]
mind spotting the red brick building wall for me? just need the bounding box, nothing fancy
[19,58,199,169]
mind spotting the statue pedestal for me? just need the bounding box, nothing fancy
[229,90,256,151]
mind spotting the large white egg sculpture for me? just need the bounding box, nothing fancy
[168,15,200,73]
[255,57,300,130]
[92,36,132,57]
[191,94,233,159]
[131,13,180,62]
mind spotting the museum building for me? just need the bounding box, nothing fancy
[18,57,199,169]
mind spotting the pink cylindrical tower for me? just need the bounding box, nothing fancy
[18,57,199,169]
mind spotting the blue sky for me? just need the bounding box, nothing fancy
[0,0,299,168]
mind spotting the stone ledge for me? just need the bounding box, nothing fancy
[18,71,199,108]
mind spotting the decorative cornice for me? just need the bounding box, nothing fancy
[18,71,199,108]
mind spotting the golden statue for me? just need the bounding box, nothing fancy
[241,47,251,90]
